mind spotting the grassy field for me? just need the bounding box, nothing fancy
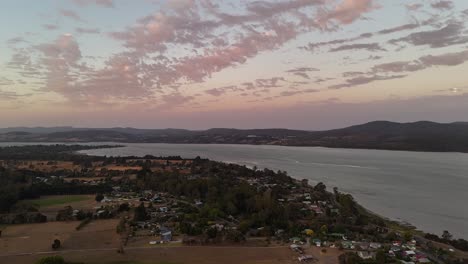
[28,195,92,207]
[105,261,181,264]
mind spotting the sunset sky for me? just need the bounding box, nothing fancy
[1,0,468,129]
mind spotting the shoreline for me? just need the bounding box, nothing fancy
[2,141,468,155]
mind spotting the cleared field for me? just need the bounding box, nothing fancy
[0,219,341,264]
[16,160,80,172]
[19,195,98,221]
[27,195,93,208]
[1,246,306,264]
[99,165,142,171]
[98,260,180,264]
[0,219,120,256]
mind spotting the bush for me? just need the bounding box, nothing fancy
[36,255,65,264]
[225,230,245,243]
[95,193,104,202]
[118,203,130,212]
[52,239,61,250]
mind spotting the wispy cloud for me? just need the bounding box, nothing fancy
[329,42,385,52]
[72,0,114,8]
[389,22,468,48]
[430,1,454,10]
[76,27,101,34]
[59,9,84,22]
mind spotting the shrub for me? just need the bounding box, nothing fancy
[95,193,104,202]
[36,256,65,264]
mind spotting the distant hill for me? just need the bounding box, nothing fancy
[288,121,468,152]
[1,121,468,152]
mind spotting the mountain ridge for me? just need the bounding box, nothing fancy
[1,121,468,152]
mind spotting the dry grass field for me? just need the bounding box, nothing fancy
[0,219,120,256]
[15,161,80,172]
[0,219,341,264]
[1,245,305,264]
[19,195,98,220]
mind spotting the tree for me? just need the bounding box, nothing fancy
[51,239,61,250]
[133,202,148,221]
[118,203,130,212]
[314,182,327,192]
[320,225,328,235]
[56,206,73,221]
[95,193,104,202]
[206,226,218,239]
[376,249,386,264]
[442,230,453,241]
[116,217,127,234]
[226,230,245,243]
[339,252,362,264]
[403,230,412,242]
[305,229,314,236]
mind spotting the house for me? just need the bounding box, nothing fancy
[290,244,302,253]
[390,246,402,252]
[342,241,355,249]
[311,207,323,214]
[329,233,345,239]
[418,258,431,263]
[358,251,375,260]
[275,229,285,236]
[150,211,159,218]
[160,227,172,242]
[96,210,106,217]
[370,242,382,249]
[136,221,150,229]
[290,237,303,244]
[213,223,224,231]
[357,242,370,250]
[312,238,321,247]
[298,255,314,262]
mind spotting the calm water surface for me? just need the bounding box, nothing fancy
[2,142,467,238]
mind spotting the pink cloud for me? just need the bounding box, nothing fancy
[323,0,377,25]
[9,0,383,106]
[405,3,423,11]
